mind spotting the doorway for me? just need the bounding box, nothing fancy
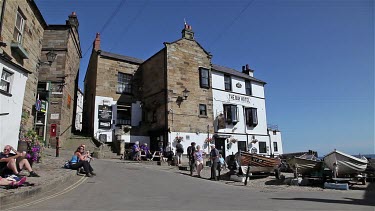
[215,138,226,158]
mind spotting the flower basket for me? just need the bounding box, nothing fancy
[204,137,213,143]
[229,137,238,144]
[175,136,184,142]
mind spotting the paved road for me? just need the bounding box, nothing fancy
[6,159,375,210]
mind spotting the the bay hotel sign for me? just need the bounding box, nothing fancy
[228,93,250,103]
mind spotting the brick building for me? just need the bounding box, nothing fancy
[36,12,81,147]
[0,0,81,149]
[83,24,282,156]
[0,0,45,149]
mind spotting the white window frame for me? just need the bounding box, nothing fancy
[14,10,25,44]
[0,69,13,94]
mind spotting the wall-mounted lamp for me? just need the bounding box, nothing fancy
[176,88,190,107]
[39,50,57,66]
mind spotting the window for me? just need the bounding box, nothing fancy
[0,69,13,93]
[13,10,25,44]
[199,104,207,116]
[199,68,209,88]
[117,104,131,125]
[273,142,278,152]
[117,72,132,94]
[238,141,247,152]
[259,142,267,153]
[245,80,252,95]
[224,104,238,123]
[245,107,258,127]
[224,75,231,91]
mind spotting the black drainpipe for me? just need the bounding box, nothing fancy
[0,0,6,36]
[164,47,168,148]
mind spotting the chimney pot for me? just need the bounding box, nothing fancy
[93,32,101,51]
[242,66,245,71]
[246,64,250,70]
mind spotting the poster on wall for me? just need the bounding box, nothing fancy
[98,105,112,121]
[50,113,60,120]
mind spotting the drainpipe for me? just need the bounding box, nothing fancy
[0,0,6,35]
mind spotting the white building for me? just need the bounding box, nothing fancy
[75,89,84,131]
[211,64,283,157]
[0,55,30,150]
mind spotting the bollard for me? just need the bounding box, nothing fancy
[56,137,60,157]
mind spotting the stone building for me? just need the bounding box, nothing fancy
[0,0,45,148]
[83,24,282,155]
[74,88,83,132]
[37,12,81,147]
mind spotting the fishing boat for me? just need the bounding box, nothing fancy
[287,154,323,176]
[323,150,368,176]
[236,151,280,174]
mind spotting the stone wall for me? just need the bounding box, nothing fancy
[82,50,98,135]
[0,0,45,129]
[139,49,166,132]
[165,39,214,134]
[96,55,139,102]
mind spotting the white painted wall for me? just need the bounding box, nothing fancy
[269,130,284,155]
[212,89,268,135]
[169,132,213,154]
[75,90,83,131]
[0,62,28,150]
[94,96,143,143]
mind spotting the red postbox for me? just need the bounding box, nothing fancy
[50,124,57,137]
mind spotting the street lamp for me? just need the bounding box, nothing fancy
[46,51,57,65]
[182,88,190,100]
[176,88,190,107]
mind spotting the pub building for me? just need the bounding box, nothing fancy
[83,24,283,157]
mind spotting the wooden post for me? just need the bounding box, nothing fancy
[244,153,251,185]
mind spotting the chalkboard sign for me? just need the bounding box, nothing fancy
[98,105,112,121]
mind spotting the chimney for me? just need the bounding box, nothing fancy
[93,33,100,51]
[242,64,254,77]
[181,23,194,40]
[67,12,79,28]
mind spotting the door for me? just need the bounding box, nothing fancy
[215,138,226,158]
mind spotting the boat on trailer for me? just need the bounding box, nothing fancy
[287,154,323,176]
[236,151,280,174]
[323,150,368,176]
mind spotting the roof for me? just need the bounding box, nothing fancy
[0,54,32,74]
[212,64,266,84]
[99,51,144,64]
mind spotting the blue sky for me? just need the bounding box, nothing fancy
[36,0,374,156]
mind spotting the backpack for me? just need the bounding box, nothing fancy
[63,161,71,169]
[176,144,184,153]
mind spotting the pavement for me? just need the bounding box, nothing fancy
[0,148,77,206]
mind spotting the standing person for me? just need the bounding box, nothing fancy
[0,145,40,177]
[165,142,173,165]
[209,144,220,181]
[194,145,205,177]
[187,142,196,176]
[132,141,141,161]
[175,140,184,166]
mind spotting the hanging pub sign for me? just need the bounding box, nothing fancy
[98,121,111,129]
[98,105,112,121]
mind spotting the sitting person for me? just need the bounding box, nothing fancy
[0,145,40,177]
[140,143,151,160]
[0,176,27,188]
[70,146,96,177]
[80,144,93,162]
[132,142,141,161]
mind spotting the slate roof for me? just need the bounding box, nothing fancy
[212,64,266,84]
[99,51,144,64]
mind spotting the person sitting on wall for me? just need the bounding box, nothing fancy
[70,146,96,177]
[0,145,40,177]
[132,141,141,161]
[0,176,27,188]
[140,143,151,160]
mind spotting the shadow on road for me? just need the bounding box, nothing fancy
[272,182,375,207]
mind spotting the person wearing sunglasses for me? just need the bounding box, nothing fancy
[0,145,40,177]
